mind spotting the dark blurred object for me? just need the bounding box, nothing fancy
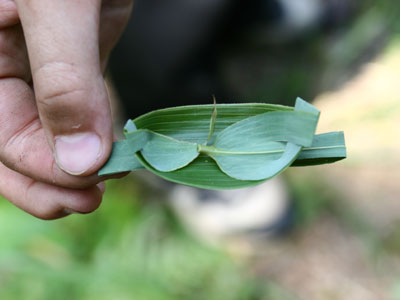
[108,0,372,118]
[109,0,231,117]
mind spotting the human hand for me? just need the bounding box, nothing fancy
[0,0,134,219]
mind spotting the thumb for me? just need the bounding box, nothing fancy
[15,0,113,175]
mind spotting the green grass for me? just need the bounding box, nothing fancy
[0,176,296,300]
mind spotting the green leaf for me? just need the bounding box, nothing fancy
[131,103,298,188]
[98,100,346,190]
[200,98,319,180]
[140,131,199,172]
[213,110,319,149]
[123,119,137,134]
[133,103,293,144]
[99,129,149,175]
[200,143,301,181]
[136,153,264,189]
[100,127,200,174]
[124,129,151,152]
[98,139,144,176]
[292,131,347,166]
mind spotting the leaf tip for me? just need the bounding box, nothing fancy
[123,119,137,135]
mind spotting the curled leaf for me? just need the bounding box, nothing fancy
[99,98,346,190]
[202,98,319,180]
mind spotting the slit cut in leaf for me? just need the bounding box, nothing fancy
[99,98,346,189]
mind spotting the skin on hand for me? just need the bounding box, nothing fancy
[0,0,134,219]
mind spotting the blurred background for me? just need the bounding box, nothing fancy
[1,0,400,299]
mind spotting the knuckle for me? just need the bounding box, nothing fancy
[34,62,90,121]
[2,118,43,171]
[38,86,85,110]
[35,61,87,102]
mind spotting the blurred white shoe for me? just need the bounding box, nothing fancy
[169,176,291,245]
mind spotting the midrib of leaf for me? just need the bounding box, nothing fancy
[300,145,345,151]
[198,144,345,156]
[198,144,283,156]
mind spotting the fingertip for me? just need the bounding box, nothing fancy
[59,185,103,215]
[25,182,103,219]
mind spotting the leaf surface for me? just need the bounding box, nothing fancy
[292,132,346,166]
[201,98,319,180]
[140,132,199,172]
[136,153,263,189]
[99,100,346,189]
[98,139,144,176]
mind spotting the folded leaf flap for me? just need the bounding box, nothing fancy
[295,97,320,115]
[98,140,144,176]
[292,131,346,166]
[214,110,319,151]
[124,119,137,134]
[136,153,263,190]
[140,132,199,172]
[98,129,150,176]
[210,143,301,181]
[124,130,151,152]
[206,98,319,181]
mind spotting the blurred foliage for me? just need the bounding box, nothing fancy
[0,176,297,300]
[222,0,400,105]
[287,172,381,248]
